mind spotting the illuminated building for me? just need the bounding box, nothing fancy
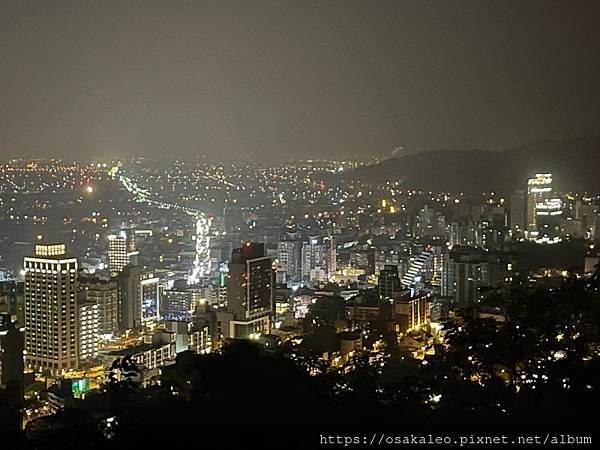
[77,298,99,362]
[277,240,302,283]
[526,173,553,241]
[401,249,434,288]
[302,236,327,282]
[115,267,159,329]
[105,334,176,372]
[79,279,118,336]
[107,231,138,275]
[394,292,429,333]
[535,197,563,244]
[140,272,160,323]
[442,246,508,308]
[24,244,78,373]
[222,242,273,339]
[161,288,203,321]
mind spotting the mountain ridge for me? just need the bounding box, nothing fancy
[333,136,600,193]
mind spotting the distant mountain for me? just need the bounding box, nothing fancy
[332,137,600,193]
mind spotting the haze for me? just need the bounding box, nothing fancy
[1,0,599,161]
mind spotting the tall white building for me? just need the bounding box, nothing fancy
[301,235,336,282]
[24,244,78,373]
[107,231,137,274]
[77,299,99,362]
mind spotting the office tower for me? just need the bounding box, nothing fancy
[223,242,273,339]
[510,189,527,238]
[116,265,142,331]
[79,279,118,336]
[526,173,553,241]
[77,298,99,362]
[378,265,403,301]
[24,244,78,373]
[107,231,138,275]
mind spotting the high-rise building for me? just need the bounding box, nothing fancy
[302,236,326,281]
[535,198,563,244]
[301,234,336,283]
[378,265,403,301]
[116,265,142,331]
[161,288,203,321]
[24,244,78,373]
[394,292,430,333]
[77,298,99,362]
[79,278,118,336]
[526,173,553,241]
[443,247,498,308]
[223,242,273,339]
[107,231,138,275]
[277,240,302,283]
[141,272,160,323]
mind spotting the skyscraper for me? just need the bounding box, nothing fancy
[24,244,78,373]
[526,173,553,241]
[223,242,273,339]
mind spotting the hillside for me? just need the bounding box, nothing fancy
[334,137,600,193]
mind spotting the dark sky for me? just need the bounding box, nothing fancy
[1,0,599,162]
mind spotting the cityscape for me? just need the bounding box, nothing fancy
[1,1,599,449]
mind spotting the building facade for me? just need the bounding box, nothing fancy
[24,244,78,373]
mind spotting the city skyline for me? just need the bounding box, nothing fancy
[1,1,600,447]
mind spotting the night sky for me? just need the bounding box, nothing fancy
[1,0,599,161]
